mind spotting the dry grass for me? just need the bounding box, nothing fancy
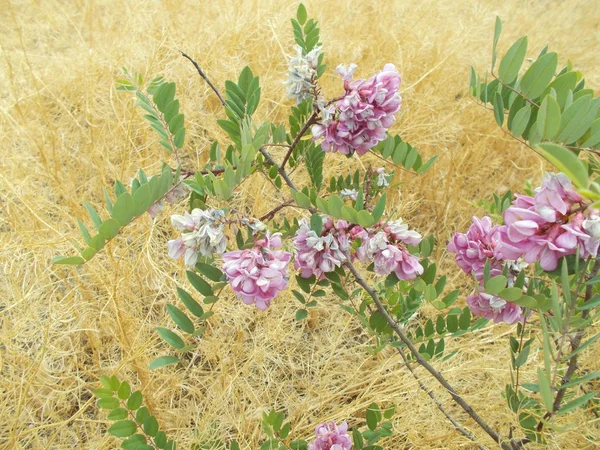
[1,0,600,448]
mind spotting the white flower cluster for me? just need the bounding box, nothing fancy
[285,45,322,104]
[167,209,227,267]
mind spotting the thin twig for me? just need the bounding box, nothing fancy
[281,111,318,169]
[344,258,514,450]
[259,199,295,221]
[181,51,227,107]
[392,338,484,448]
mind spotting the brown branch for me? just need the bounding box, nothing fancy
[281,111,319,169]
[259,199,295,222]
[344,258,514,450]
[181,51,227,107]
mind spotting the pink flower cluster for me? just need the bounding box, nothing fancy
[312,63,401,156]
[497,173,598,271]
[365,220,423,280]
[294,216,423,281]
[448,172,600,324]
[294,217,352,279]
[309,421,352,450]
[222,233,292,310]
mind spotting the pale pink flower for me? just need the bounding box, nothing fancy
[312,63,401,156]
[222,233,292,310]
[467,291,525,325]
[367,230,423,280]
[293,217,349,279]
[309,421,352,450]
[447,216,503,281]
[168,209,227,267]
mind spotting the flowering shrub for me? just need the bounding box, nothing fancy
[51,5,600,450]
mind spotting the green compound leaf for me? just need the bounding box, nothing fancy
[126,390,143,410]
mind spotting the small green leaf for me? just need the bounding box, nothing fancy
[195,262,223,282]
[186,271,213,296]
[117,381,131,400]
[297,3,307,25]
[493,92,505,127]
[83,201,103,230]
[52,255,85,265]
[126,390,143,410]
[173,127,186,149]
[295,309,308,321]
[556,392,596,415]
[157,327,185,349]
[97,397,120,409]
[509,104,531,137]
[357,210,375,227]
[107,408,128,420]
[372,193,386,222]
[108,420,137,437]
[535,143,588,188]
[148,356,180,370]
[98,218,121,239]
[520,52,558,99]
[485,275,507,295]
[310,213,323,235]
[366,403,380,431]
[498,36,528,84]
[143,416,159,437]
[112,192,135,226]
[537,95,562,140]
[166,304,195,334]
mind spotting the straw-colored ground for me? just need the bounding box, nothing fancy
[1,0,599,448]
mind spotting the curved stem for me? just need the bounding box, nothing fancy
[281,111,319,169]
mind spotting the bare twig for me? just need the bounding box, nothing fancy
[181,51,227,107]
[259,199,295,221]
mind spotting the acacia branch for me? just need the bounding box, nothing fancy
[344,258,514,450]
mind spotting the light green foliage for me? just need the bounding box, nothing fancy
[117,71,186,152]
[93,376,176,449]
[471,18,599,192]
[53,165,180,265]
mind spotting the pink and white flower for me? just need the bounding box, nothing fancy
[222,233,292,310]
[167,209,227,267]
[309,421,353,450]
[467,291,525,325]
[312,63,401,156]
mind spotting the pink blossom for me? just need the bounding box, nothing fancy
[222,233,292,310]
[497,173,599,271]
[447,216,503,281]
[534,172,582,222]
[312,63,401,156]
[309,421,352,450]
[367,230,423,280]
[467,291,525,325]
[293,217,351,279]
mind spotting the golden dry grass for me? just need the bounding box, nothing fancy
[1,0,600,448]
